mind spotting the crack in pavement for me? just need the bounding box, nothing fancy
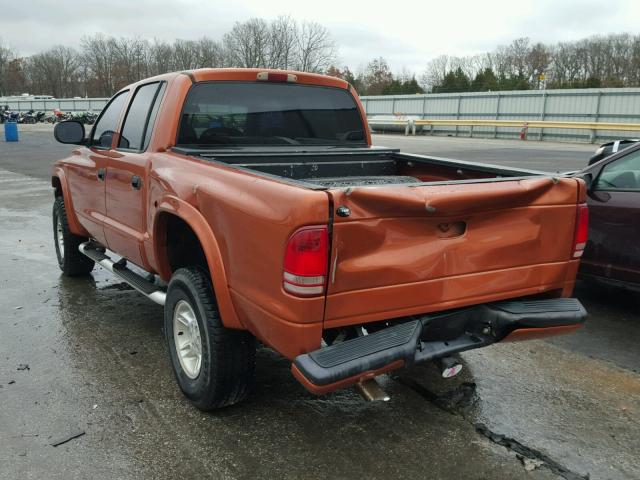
[474,424,589,480]
[398,376,589,480]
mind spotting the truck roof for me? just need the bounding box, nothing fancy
[117,68,351,95]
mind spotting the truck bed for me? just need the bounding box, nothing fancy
[173,144,584,333]
[172,146,553,189]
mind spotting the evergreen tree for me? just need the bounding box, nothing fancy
[471,68,498,91]
[433,68,470,93]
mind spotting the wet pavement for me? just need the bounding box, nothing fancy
[1,128,639,479]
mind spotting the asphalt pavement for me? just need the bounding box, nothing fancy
[372,133,596,172]
[1,126,638,480]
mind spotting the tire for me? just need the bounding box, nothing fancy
[53,196,95,276]
[164,267,255,410]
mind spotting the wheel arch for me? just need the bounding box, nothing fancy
[153,198,243,330]
[51,168,89,237]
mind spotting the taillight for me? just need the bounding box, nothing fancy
[572,204,589,258]
[283,226,328,296]
[256,72,297,83]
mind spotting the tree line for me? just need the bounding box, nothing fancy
[1,23,640,98]
[0,16,337,98]
[422,34,640,93]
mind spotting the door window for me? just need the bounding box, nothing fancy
[118,82,162,151]
[91,91,129,148]
[595,150,640,191]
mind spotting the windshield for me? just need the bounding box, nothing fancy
[177,82,366,147]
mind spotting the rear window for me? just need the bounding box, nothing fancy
[177,82,366,147]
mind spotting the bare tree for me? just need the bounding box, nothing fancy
[293,21,336,73]
[552,41,586,86]
[223,18,270,68]
[630,35,640,85]
[81,34,119,96]
[360,57,393,95]
[24,46,81,97]
[268,15,297,69]
[172,39,201,70]
[112,37,149,85]
[420,55,450,92]
[507,37,531,77]
[197,37,226,68]
[450,55,480,80]
[148,40,173,76]
[0,38,18,96]
[526,42,551,86]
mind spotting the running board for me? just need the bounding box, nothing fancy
[79,242,166,306]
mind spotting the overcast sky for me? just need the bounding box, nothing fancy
[3,0,639,73]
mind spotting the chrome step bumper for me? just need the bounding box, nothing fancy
[293,298,587,392]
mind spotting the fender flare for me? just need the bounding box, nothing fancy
[51,168,89,237]
[153,196,243,330]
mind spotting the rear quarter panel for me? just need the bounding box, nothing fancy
[146,153,330,359]
[140,70,368,358]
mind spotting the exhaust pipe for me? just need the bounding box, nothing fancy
[436,356,463,379]
[355,378,390,402]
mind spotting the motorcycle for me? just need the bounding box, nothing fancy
[6,111,20,123]
[20,110,38,124]
[0,105,9,124]
[81,111,97,125]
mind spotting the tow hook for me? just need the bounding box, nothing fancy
[355,378,390,402]
[436,355,464,379]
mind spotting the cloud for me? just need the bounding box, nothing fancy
[2,0,638,74]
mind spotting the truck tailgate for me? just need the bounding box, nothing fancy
[324,177,583,327]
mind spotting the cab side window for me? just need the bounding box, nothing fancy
[118,82,163,151]
[91,91,129,148]
[595,150,640,191]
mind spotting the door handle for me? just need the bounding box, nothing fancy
[97,168,105,181]
[131,175,142,190]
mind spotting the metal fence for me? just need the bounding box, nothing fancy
[1,98,109,113]
[361,88,640,142]
[5,88,640,142]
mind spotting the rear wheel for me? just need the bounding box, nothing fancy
[53,197,94,276]
[164,267,255,410]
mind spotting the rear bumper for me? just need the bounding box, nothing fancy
[293,298,587,394]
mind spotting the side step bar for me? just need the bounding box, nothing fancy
[79,242,166,306]
[293,298,587,394]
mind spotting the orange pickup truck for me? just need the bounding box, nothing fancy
[52,68,588,410]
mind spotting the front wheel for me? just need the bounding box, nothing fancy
[53,197,95,276]
[164,267,255,410]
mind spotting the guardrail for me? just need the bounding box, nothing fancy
[368,118,640,142]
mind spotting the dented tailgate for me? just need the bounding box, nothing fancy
[324,177,584,328]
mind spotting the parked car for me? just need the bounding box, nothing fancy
[588,139,638,165]
[579,142,640,290]
[51,68,587,410]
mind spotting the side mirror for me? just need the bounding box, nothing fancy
[54,120,86,145]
